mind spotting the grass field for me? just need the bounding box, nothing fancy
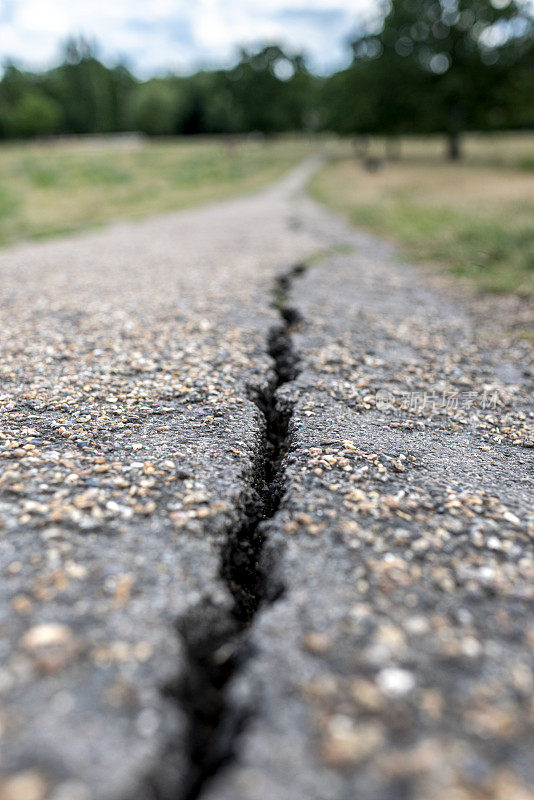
[2,132,533,300]
[0,135,316,247]
[311,133,534,298]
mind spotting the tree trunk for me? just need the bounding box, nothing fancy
[447,130,462,160]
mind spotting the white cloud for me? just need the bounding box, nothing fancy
[0,0,377,75]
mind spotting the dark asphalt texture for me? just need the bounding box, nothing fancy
[204,203,534,800]
[1,163,533,800]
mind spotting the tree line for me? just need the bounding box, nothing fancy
[0,0,532,158]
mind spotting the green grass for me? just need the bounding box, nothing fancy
[3,132,532,300]
[0,136,316,247]
[311,147,534,297]
[349,194,533,294]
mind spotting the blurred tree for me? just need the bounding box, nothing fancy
[130,79,179,135]
[109,65,137,131]
[44,37,135,133]
[225,46,315,133]
[5,89,60,137]
[346,0,534,158]
[0,32,531,143]
[198,73,246,133]
[0,65,61,137]
[175,72,244,134]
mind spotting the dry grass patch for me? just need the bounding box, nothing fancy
[311,147,534,297]
[0,136,317,246]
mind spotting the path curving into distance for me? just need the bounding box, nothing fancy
[0,158,532,800]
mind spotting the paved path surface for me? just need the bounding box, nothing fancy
[0,160,532,800]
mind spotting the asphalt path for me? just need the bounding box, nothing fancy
[0,160,532,800]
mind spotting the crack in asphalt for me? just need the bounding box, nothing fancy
[158,263,308,800]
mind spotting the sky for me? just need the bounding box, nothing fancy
[0,0,378,76]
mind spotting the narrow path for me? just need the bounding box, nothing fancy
[0,161,532,800]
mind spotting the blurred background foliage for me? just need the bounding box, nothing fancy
[0,0,532,303]
[0,0,532,158]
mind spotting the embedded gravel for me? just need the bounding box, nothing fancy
[0,162,322,800]
[1,162,533,800]
[202,204,534,800]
